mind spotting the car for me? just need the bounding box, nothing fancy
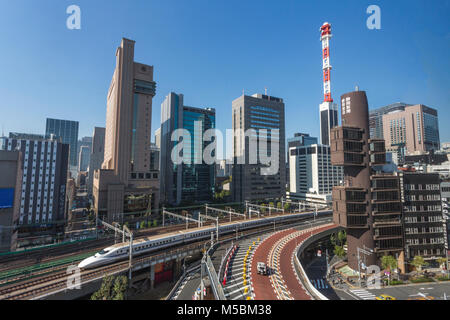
[257,262,267,275]
[375,294,396,300]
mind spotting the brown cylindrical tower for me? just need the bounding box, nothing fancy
[331,89,376,270]
[342,90,376,269]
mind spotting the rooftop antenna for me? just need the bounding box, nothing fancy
[265,87,267,96]
[242,88,245,96]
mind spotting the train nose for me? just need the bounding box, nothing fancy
[78,256,95,269]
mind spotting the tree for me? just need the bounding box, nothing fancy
[140,221,146,229]
[153,220,158,227]
[91,275,128,300]
[269,202,274,208]
[436,257,448,270]
[91,275,114,300]
[260,205,266,214]
[333,245,346,258]
[337,230,347,246]
[411,256,428,273]
[112,276,128,300]
[284,202,290,212]
[381,255,398,285]
[277,202,282,209]
[330,233,337,246]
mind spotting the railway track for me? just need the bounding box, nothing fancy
[0,212,293,274]
[0,212,331,300]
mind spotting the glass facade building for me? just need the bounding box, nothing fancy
[231,93,286,202]
[45,118,79,167]
[160,92,216,205]
[369,102,411,139]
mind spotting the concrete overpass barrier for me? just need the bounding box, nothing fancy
[293,225,342,300]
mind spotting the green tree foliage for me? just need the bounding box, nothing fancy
[260,205,266,214]
[112,276,128,300]
[411,256,428,272]
[276,202,282,209]
[284,202,290,211]
[381,255,398,271]
[337,230,346,246]
[436,257,448,269]
[91,275,114,300]
[140,221,146,229]
[330,233,336,246]
[91,275,128,300]
[333,245,346,258]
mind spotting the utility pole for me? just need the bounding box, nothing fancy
[357,247,373,288]
[447,247,449,280]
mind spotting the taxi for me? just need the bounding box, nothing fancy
[375,294,396,300]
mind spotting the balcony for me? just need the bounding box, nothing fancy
[330,126,365,166]
[373,218,402,226]
[346,214,369,228]
[373,234,403,240]
[368,139,385,152]
[332,186,367,202]
[371,176,399,191]
[369,153,386,165]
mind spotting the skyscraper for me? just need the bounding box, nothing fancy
[93,38,159,222]
[77,136,92,172]
[368,102,411,139]
[160,92,216,205]
[382,104,440,157]
[78,146,90,172]
[45,118,79,167]
[231,93,285,202]
[87,127,105,196]
[331,89,404,271]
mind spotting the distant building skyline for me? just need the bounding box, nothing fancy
[87,127,105,196]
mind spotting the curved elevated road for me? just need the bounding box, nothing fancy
[250,223,336,300]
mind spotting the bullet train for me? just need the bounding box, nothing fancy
[78,210,331,269]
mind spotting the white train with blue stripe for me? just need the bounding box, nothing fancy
[78,210,331,269]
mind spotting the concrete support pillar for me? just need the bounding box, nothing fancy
[149,264,155,289]
[174,258,183,278]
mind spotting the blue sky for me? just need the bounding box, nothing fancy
[0,0,449,144]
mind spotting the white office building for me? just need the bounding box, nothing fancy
[288,144,343,204]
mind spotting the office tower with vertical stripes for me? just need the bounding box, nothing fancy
[93,38,159,222]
